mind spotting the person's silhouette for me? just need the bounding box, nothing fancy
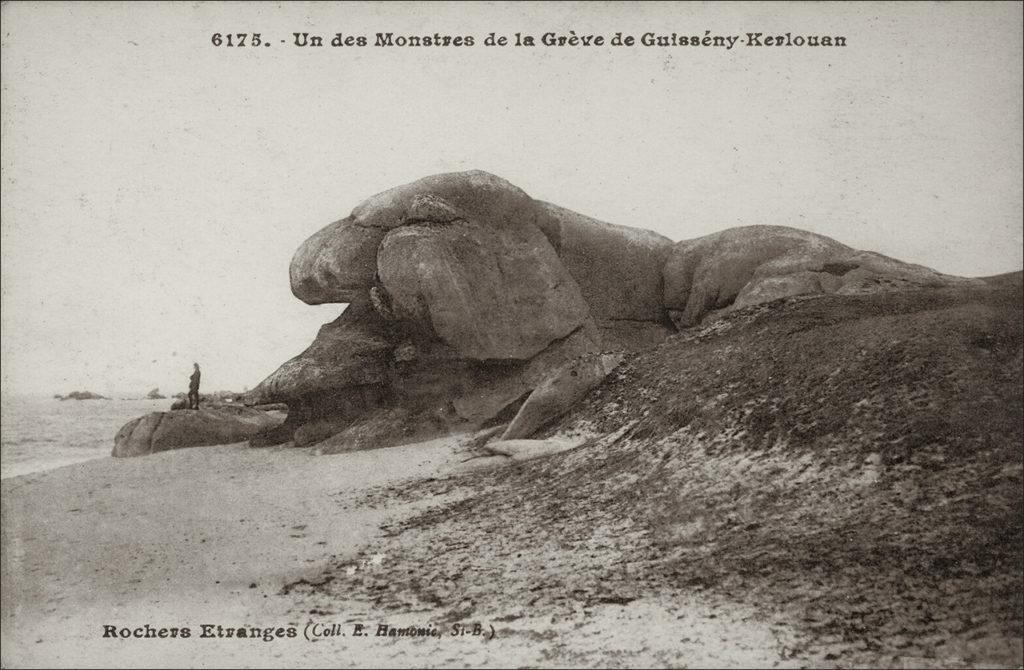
[188,363,201,410]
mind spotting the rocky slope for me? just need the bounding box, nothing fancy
[286,274,1022,667]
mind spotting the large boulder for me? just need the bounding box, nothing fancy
[534,201,673,324]
[316,407,427,455]
[112,405,283,458]
[376,219,592,360]
[349,170,535,232]
[663,225,967,328]
[241,301,394,447]
[290,218,385,304]
[534,201,676,350]
[450,320,603,423]
[249,173,988,455]
[285,171,674,351]
[245,300,391,406]
[289,171,535,305]
[501,352,624,440]
[271,173,985,453]
[252,170,678,450]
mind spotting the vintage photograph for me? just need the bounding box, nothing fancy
[1,2,1022,668]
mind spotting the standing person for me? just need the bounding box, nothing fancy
[188,363,201,410]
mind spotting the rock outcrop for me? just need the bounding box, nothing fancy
[247,170,674,448]
[501,352,624,441]
[246,300,391,406]
[243,171,973,453]
[376,219,592,360]
[286,170,675,348]
[533,200,674,345]
[662,225,972,328]
[57,391,109,401]
[289,171,536,305]
[113,406,283,458]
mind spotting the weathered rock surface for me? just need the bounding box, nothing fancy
[316,407,433,455]
[450,321,603,424]
[289,171,535,305]
[285,170,674,352]
[245,300,391,406]
[112,406,283,458]
[377,219,591,360]
[290,218,386,305]
[251,173,980,455]
[501,352,624,441]
[534,200,673,325]
[255,170,669,447]
[663,225,969,328]
[350,170,535,232]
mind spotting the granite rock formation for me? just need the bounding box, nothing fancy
[56,391,109,401]
[113,406,283,458]
[661,225,972,328]
[501,352,625,441]
[247,171,675,448]
[244,171,974,452]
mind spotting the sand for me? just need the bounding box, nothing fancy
[1,439,458,667]
[0,438,799,668]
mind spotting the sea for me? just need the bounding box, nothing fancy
[0,395,171,479]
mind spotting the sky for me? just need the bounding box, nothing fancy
[1,1,1022,397]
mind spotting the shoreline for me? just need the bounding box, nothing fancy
[0,438,476,668]
[4,427,1020,667]
[1,450,113,481]
[0,397,174,481]
[0,437,803,668]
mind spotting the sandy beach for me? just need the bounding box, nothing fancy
[3,1,1022,667]
[1,438,800,668]
[3,286,1021,669]
[4,283,1023,668]
[1,439,458,668]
